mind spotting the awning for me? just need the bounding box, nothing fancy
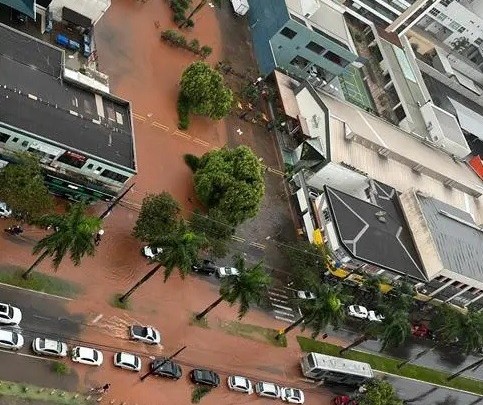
[453,71,482,95]
[296,188,308,213]
[449,98,483,141]
[0,0,35,18]
[62,7,92,28]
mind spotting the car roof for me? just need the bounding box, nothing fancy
[232,376,249,385]
[41,339,61,350]
[0,329,13,338]
[77,346,96,356]
[118,352,137,362]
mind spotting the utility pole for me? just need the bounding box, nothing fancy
[140,345,187,381]
[99,183,135,219]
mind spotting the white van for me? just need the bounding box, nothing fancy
[230,0,249,16]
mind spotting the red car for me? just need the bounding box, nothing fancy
[411,324,430,338]
[333,395,358,405]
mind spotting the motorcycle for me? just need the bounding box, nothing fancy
[4,225,23,235]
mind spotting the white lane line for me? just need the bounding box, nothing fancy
[0,349,51,361]
[270,287,288,293]
[274,309,295,318]
[32,314,51,321]
[269,297,289,304]
[272,303,293,311]
[0,282,72,301]
[275,315,296,323]
[268,291,289,299]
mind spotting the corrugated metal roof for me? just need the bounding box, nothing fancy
[417,194,483,282]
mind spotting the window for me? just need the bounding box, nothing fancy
[436,13,448,22]
[311,25,350,51]
[27,148,55,161]
[87,163,94,170]
[280,27,297,39]
[290,55,310,69]
[289,13,306,26]
[475,38,482,46]
[324,51,350,67]
[21,140,29,147]
[12,137,18,143]
[449,21,462,31]
[323,209,331,222]
[440,0,452,6]
[0,132,10,143]
[306,41,325,55]
[457,26,465,33]
[429,8,440,16]
[57,151,87,168]
[100,169,128,183]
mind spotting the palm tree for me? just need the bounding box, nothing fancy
[430,304,462,347]
[119,221,205,302]
[379,310,411,351]
[276,283,348,340]
[178,0,222,28]
[361,275,384,303]
[456,307,483,354]
[22,202,101,279]
[195,255,271,320]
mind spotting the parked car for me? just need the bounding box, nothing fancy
[281,387,305,404]
[191,259,217,276]
[0,202,12,218]
[150,358,182,380]
[227,375,253,394]
[347,305,368,319]
[113,352,141,372]
[129,325,161,345]
[0,303,22,325]
[254,381,281,399]
[0,330,23,350]
[32,338,68,357]
[411,323,434,339]
[142,246,163,260]
[216,267,239,278]
[190,369,220,387]
[367,310,384,323]
[333,395,358,405]
[71,346,103,366]
[297,290,316,300]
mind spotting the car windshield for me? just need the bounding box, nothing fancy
[7,306,14,318]
[292,389,301,399]
[11,333,17,344]
[133,357,140,368]
[92,351,98,361]
[115,353,122,363]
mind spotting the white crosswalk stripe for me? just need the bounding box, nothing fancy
[272,303,293,311]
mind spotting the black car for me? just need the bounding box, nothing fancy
[191,259,217,276]
[150,358,182,380]
[190,369,220,387]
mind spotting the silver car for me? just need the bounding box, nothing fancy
[0,330,24,350]
[32,338,68,357]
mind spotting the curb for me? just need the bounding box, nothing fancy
[0,281,73,301]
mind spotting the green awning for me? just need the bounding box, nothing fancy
[0,0,35,19]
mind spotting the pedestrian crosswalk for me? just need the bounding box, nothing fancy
[267,286,300,323]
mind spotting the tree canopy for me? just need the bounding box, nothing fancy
[0,153,53,222]
[286,241,329,289]
[357,380,403,405]
[132,192,181,244]
[193,146,265,226]
[180,61,233,120]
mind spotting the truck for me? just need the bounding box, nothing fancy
[230,0,249,16]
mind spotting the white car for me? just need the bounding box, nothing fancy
[368,310,385,323]
[0,202,12,218]
[71,346,103,366]
[0,330,23,350]
[32,338,68,357]
[255,381,281,399]
[297,290,316,300]
[142,246,163,259]
[348,305,368,319]
[281,387,305,404]
[216,267,239,278]
[227,375,253,394]
[0,303,22,325]
[129,325,161,345]
[113,352,141,372]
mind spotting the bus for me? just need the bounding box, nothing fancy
[300,352,373,386]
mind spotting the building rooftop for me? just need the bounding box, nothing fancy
[324,183,426,280]
[0,24,135,170]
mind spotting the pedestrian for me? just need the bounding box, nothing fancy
[102,383,110,393]
[94,229,104,246]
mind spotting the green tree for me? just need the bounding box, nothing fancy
[277,283,348,339]
[379,310,412,351]
[459,307,483,354]
[179,61,233,121]
[196,255,271,319]
[361,275,385,304]
[189,208,234,258]
[194,146,264,226]
[23,203,101,279]
[386,279,414,313]
[286,241,329,290]
[120,220,206,302]
[132,193,181,244]
[0,153,54,222]
[357,380,403,405]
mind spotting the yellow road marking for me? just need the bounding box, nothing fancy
[151,122,169,131]
[268,167,285,176]
[231,235,246,242]
[132,113,146,122]
[193,138,210,147]
[172,130,191,140]
[249,242,266,250]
